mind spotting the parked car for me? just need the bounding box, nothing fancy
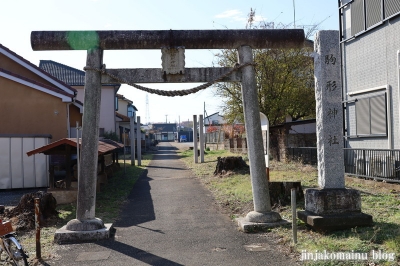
[179,135,187,142]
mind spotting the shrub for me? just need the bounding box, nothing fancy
[103,130,119,141]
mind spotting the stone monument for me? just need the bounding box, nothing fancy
[297,30,373,231]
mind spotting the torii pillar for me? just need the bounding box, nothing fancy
[31,29,305,240]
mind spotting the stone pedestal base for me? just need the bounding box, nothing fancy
[245,211,282,223]
[236,217,289,233]
[298,211,372,232]
[54,223,114,244]
[66,218,105,231]
[298,188,373,231]
[237,211,288,232]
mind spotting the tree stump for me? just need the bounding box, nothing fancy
[4,191,58,231]
[268,182,303,207]
[214,156,249,175]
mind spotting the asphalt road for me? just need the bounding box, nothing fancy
[46,142,298,265]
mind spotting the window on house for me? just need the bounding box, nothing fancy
[386,0,400,18]
[351,0,365,36]
[340,0,400,41]
[366,0,382,28]
[356,94,387,136]
[127,105,134,118]
[115,96,119,111]
[99,128,105,137]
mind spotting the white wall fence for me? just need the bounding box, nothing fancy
[0,135,50,189]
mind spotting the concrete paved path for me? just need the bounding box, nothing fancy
[50,142,298,265]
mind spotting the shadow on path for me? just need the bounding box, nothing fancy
[98,240,184,266]
[114,169,156,228]
[146,165,187,171]
[149,145,182,160]
[113,144,183,228]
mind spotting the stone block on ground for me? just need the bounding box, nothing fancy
[298,188,373,232]
[304,188,360,214]
[48,188,77,205]
[297,211,373,232]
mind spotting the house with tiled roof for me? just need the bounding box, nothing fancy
[40,60,121,136]
[0,43,84,189]
[0,43,83,141]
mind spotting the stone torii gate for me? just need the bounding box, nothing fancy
[31,29,305,241]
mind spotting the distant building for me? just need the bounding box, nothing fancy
[204,112,225,132]
[151,123,177,141]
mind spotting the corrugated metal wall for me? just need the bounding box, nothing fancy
[0,135,49,189]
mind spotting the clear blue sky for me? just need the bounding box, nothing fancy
[0,0,339,124]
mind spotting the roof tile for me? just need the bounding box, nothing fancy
[0,67,74,98]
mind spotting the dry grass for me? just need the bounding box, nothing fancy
[8,155,152,265]
[179,149,400,265]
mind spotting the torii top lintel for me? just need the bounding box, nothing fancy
[31,29,305,51]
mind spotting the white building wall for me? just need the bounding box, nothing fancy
[100,88,116,133]
[204,113,225,125]
[289,123,316,134]
[74,86,116,134]
[343,16,400,149]
[118,99,128,116]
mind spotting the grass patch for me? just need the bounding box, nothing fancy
[180,149,253,216]
[179,149,400,265]
[17,155,152,263]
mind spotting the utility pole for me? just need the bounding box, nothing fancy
[293,0,296,28]
[203,102,205,121]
